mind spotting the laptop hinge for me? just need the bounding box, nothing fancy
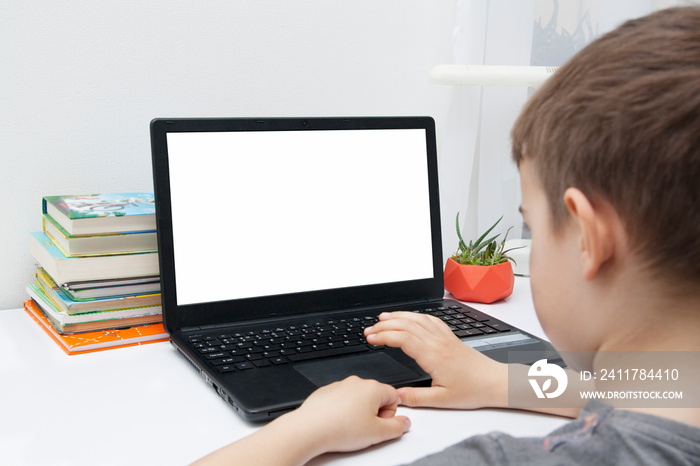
[178,327,201,334]
[177,298,439,334]
[179,323,233,333]
[351,298,434,312]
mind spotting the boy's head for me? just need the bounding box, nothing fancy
[511,7,700,294]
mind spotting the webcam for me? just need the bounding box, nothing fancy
[301,120,308,127]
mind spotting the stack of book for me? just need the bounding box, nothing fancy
[26,193,167,354]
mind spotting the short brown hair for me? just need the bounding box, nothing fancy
[511,7,700,289]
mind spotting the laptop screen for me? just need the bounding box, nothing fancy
[166,128,434,306]
[151,117,444,331]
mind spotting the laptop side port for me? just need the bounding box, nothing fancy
[217,387,240,411]
[172,342,239,411]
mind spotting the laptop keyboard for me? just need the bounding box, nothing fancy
[185,305,512,373]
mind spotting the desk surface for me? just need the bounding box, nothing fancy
[1,277,568,465]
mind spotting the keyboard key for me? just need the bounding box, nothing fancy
[211,357,237,366]
[454,328,484,337]
[482,321,511,332]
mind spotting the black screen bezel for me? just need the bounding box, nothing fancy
[150,116,444,333]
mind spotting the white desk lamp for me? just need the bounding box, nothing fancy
[430,65,559,275]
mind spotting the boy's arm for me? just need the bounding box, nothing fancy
[365,312,582,418]
[192,376,410,466]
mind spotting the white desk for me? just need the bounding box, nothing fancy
[0,277,568,465]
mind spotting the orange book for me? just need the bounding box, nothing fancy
[24,299,168,355]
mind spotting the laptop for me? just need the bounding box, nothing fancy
[150,116,559,421]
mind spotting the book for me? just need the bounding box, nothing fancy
[26,283,162,334]
[43,214,157,256]
[29,231,159,285]
[24,299,168,355]
[60,275,161,301]
[42,193,156,235]
[35,268,161,314]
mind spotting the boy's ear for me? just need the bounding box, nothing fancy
[562,188,616,281]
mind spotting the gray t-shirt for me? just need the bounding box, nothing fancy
[405,400,700,465]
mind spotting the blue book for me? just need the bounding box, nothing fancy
[42,193,156,235]
[28,231,159,285]
[26,283,162,334]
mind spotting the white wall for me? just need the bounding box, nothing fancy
[0,1,460,310]
[5,0,694,310]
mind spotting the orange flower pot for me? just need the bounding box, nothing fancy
[443,257,514,303]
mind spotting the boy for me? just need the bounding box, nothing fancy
[195,7,700,465]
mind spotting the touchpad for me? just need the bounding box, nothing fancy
[294,352,421,387]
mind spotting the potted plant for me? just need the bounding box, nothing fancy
[444,214,519,303]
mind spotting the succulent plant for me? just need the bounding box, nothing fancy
[451,213,520,266]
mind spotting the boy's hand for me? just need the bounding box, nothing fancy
[364,312,508,410]
[193,376,410,466]
[285,376,411,458]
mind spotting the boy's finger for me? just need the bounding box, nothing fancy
[374,380,401,413]
[397,386,450,409]
[362,416,411,449]
[366,313,446,341]
[375,415,412,441]
[380,311,447,331]
[379,311,456,338]
[366,329,427,358]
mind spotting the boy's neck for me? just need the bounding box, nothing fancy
[597,293,700,353]
[594,263,700,353]
[590,284,700,429]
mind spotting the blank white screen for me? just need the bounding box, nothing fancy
[166,129,434,306]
